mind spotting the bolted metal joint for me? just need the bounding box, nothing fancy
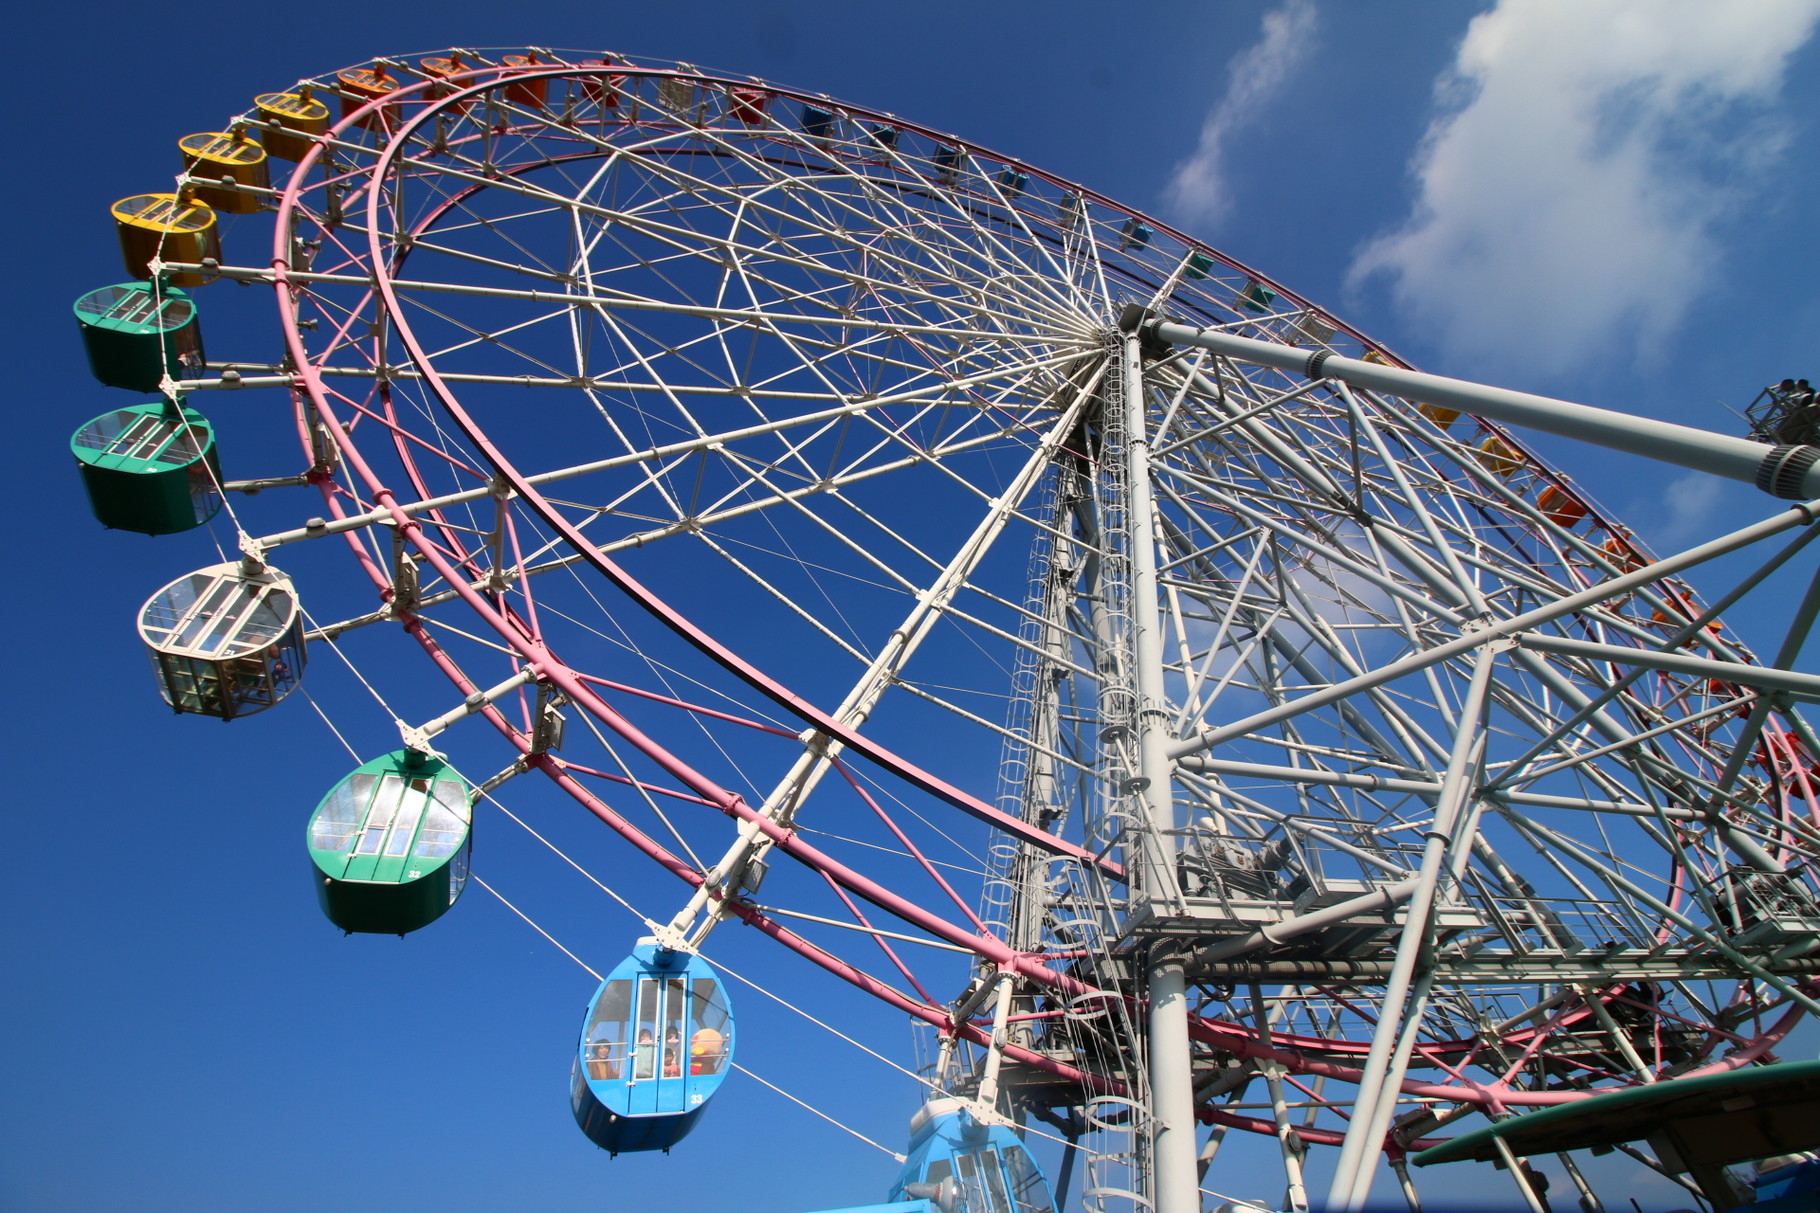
[1755,443,1820,499]
[1116,302,1174,362]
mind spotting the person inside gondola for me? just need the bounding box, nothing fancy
[269,647,294,690]
[586,1024,621,1081]
[663,1026,683,1077]
[633,1027,657,1081]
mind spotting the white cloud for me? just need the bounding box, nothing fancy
[1163,0,1319,227]
[1651,469,1727,551]
[1350,0,1820,379]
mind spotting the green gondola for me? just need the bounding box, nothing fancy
[308,750,473,936]
[74,282,203,392]
[72,399,221,535]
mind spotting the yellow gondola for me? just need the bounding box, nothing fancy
[254,89,330,161]
[112,192,220,286]
[179,131,269,214]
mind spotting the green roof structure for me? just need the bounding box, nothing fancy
[1414,1061,1820,1210]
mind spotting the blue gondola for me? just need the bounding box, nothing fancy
[1754,1155,1820,1213]
[802,105,836,140]
[806,1097,1059,1213]
[571,939,734,1154]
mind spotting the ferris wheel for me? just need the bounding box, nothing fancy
[76,48,1820,1213]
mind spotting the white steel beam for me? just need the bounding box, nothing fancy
[1328,645,1499,1211]
[1169,500,1820,761]
[1132,311,1820,500]
[1120,330,1200,1213]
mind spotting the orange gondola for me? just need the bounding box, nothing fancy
[338,64,401,131]
[1537,484,1587,528]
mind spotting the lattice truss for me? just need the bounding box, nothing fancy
[161,49,1820,1206]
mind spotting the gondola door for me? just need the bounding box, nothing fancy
[626,976,659,1115]
[654,974,690,1113]
[626,973,691,1115]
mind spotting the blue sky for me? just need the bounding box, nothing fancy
[8,2,1820,1211]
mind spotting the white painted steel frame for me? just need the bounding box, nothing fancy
[150,48,1820,1213]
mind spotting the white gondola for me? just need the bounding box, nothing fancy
[138,561,305,719]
